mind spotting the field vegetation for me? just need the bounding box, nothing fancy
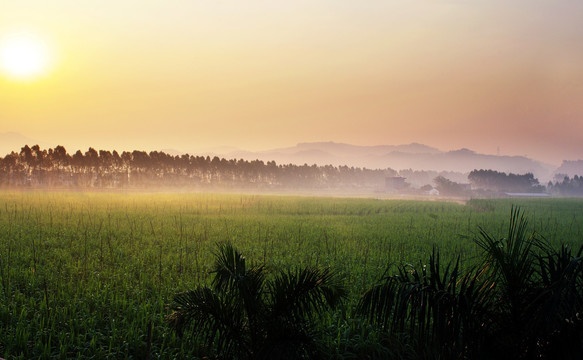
[0,192,582,358]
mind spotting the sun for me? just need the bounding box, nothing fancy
[0,31,52,80]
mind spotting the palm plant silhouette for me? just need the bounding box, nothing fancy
[357,248,493,358]
[358,207,583,359]
[476,207,583,358]
[167,243,347,359]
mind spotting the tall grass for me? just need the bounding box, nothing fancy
[0,192,581,358]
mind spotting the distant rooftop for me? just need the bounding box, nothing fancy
[504,193,550,197]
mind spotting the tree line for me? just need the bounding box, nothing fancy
[547,175,583,196]
[468,169,545,193]
[465,170,583,196]
[2,145,581,196]
[0,145,396,190]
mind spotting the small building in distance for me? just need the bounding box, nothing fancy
[428,188,440,196]
[504,192,550,198]
[385,176,407,193]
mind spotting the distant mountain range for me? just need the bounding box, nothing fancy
[0,132,46,155]
[209,142,555,181]
[552,160,583,180]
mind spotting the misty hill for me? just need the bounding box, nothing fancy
[219,142,554,180]
[0,132,50,156]
[552,160,583,179]
[260,142,441,157]
[382,148,553,180]
[213,142,440,171]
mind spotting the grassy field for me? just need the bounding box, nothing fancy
[0,191,582,358]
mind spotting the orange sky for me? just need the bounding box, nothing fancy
[1,1,582,165]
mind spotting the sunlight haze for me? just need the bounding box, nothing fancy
[1,0,582,164]
[0,31,53,80]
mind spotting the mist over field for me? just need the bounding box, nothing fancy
[1,140,583,199]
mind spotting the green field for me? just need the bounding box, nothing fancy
[1,192,582,358]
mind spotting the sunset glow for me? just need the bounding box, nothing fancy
[0,31,51,80]
[1,1,582,164]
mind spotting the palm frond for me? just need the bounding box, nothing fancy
[357,248,493,358]
[269,266,347,322]
[211,242,266,319]
[534,244,583,332]
[167,287,248,357]
[356,278,402,331]
[475,206,542,302]
[212,242,250,291]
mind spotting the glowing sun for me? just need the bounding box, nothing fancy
[0,32,52,80]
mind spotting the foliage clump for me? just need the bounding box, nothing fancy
[167,243,347,359]
[357,207,583,359]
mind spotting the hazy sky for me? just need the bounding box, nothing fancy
[1,1,582,164]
